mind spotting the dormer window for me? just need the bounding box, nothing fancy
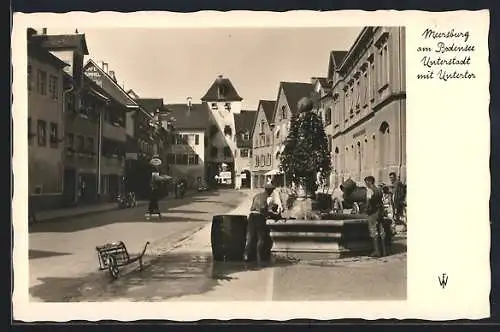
[224,102,231,111]
[211,103,218,110]
[242,131,250,140]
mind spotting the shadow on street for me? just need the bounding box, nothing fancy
[29,190,243,234]
[29,249,72,260]
[29,251,296,302]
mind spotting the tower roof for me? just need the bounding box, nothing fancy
[201,75,243,102]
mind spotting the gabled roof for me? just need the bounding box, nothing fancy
[260,100,276,124]
[27,42,69,69]
[327,51,348,81]
[29,32,89,55]
[275,82,313,119]
[135,98,165,114]
[164,103,209,130]
[83,59,144,111]
[201,75,243,102]
[234,110,257,148]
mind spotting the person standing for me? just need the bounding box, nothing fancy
[389,172,407,232]
[146,179,161,220]
[244,183,280,264]
[364,176,386,257]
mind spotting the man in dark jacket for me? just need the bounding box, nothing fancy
[244,183,276,263]
[364,176,386,257]
[389,172,407,232]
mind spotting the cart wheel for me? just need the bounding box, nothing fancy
[107,255,119,280]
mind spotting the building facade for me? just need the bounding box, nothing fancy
[325,27,406,187]
[251,100,276,189]
[233,110,257,189]
[163,102,209,189]
[201,75,244,188]
[27,29,69,210]
[269,82,313,187]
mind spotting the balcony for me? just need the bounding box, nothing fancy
[103,122,126,142]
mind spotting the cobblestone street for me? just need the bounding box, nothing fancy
[29,189,249,302]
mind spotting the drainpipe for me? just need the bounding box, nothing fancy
[398,27,404,182]
[62,83,74,203]
[97,101,108,201]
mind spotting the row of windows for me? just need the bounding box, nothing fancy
[211,102,232,111]
[28,117,60,148]
[28,65,59,100]
[210,146,232,158]
[319,39,391,128]
[166,153,200,165]
[65,133,96,154]
[173,134,200,145]
[254,133,271,148]
[255,153,272,167]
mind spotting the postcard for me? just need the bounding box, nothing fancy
[11,9,490,321]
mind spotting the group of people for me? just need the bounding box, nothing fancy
[243,171,406,262]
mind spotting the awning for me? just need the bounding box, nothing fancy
[89,88,110,102]
[265,169,282,176]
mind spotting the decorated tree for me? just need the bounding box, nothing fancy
[280,97,332,197]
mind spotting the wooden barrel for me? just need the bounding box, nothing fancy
[211,215,248,262]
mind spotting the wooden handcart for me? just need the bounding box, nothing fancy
[96,241,150,280]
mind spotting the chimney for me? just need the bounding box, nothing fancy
[186,97,192,115]
[101,62,108,73]
[75,29,79,34]
[109,70,117,82]
[42,28,47,35]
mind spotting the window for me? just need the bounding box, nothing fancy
[37,70,47,95]
[267,153,271,166]
[355,78,361,110]
[28,117,34,143]
[224,102,231,111]
[67,93,75,112]
[182,134,189,144]
[240,149,249,158]
[325,108,332,125]
[210,147,218,158]
[260,121,265,133]
[49,122,58,147]
[328,135,333,152]
[255,155,260,166]
[87,137,95,154]
[242,131,250,140]
[66,133,74,150]
[76,135,85,152]
[177,154,188,165]
[369,55,375,102]
[223,125,232,137]
[49,75,58,99]
[223,146,232,157]
[362,68,369,107]
[195,134,200,145]
[265,135,270,146]
[27,64,33,91]
[188,154,199,165]
[281,105,287,119]
[211,103,218,110]
[37,120,46,146]
[260,154,265,167]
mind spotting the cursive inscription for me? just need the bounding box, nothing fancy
[416,28,476,82]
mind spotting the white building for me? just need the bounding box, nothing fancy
[163,101,208,189]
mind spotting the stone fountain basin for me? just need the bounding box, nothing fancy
[266,216,373,260]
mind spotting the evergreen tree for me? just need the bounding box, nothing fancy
[280,97,332,194]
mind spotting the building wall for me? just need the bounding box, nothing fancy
[251,103,274,188]
[326,26,406,188]
[28,55,65,209]
[166,130,206,189]
[234,146,252,189]
[272,88,293,171]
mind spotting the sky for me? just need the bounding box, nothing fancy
[36,27,362,110]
